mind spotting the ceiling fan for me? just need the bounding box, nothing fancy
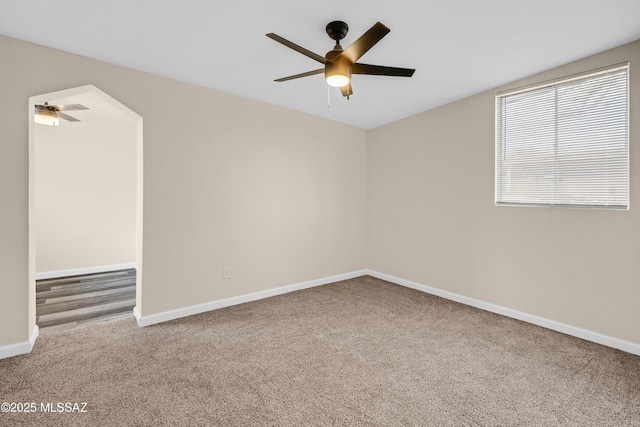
[266,21,415,99]
[34,102,89,126]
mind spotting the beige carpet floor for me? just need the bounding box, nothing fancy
[1,276,639,426]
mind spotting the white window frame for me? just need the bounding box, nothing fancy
[495,63,630,210]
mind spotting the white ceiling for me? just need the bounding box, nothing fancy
[2,0,640,129]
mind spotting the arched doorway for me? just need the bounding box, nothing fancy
[28,85,143,335]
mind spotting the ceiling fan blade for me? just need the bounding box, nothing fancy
[53,104,89,111]
[340,22,390,64]
[352,63,415,77]
[339,82,353,98]
[266,33,326,64]
[274,69,324,82]
[57,112,80,122]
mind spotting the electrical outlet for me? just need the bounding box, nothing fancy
[223,267,231,280]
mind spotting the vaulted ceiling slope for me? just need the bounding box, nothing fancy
[1,1,639,129]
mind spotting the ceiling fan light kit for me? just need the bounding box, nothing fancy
[267,20,415,99]
[325,60,351,87]
[34,107,59,126]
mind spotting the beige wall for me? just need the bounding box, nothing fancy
[2,33,637,351]
[367,39,640,344]
[0,35,367,347]
[35,119,137,274]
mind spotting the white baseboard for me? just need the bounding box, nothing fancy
[365,270,640,356]
[134,270,368,327]
[36,263,136,280]
[0,325,39,360]
[24,265,637,357]
[133,306,142,324]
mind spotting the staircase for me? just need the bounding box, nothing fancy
[36,269,136,334]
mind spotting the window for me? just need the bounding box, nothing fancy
[496,63,629,209]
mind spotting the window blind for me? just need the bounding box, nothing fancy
[496,64,629,209]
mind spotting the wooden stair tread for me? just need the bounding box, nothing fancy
[37,300,135,328]
[36,288,136,316]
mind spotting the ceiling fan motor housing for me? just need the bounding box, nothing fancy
[326,21,349,41]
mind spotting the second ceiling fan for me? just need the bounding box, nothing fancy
[266,21,415,99]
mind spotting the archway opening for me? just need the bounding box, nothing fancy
[28,85,143,335]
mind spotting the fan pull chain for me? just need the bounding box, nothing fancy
[327,84,331,108]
